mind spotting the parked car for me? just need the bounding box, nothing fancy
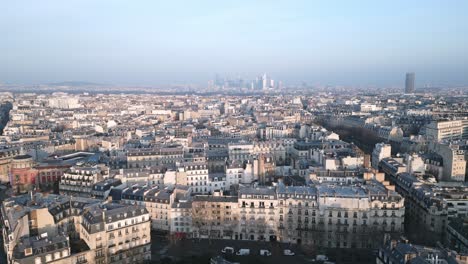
[236,249,250,256]
[221,247,234,254]
[259,249,272,256]
[315,255,329,261]
[283,249,295,256]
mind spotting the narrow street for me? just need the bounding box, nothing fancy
[0,185,10,263]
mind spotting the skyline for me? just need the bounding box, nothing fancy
[1,1,468,87]
[1,89,468,264]
[1,2,468,262]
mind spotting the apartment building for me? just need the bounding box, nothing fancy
[225,161,243,187]
[144,186,171,231]
[372,143,391,170]
[10,235,73,264]
[192,193,239,240]
[126,145,184,169]
[184,161,210,194]
[80,203,151,264]
[59,164,107,197]
[381,153,468,243]
[228,142,253,162]
[425,119,466,142]
[116,176,404,249]
[277,182,404,249]
[377,238,468,264]
[430,142,466,182]
[1,193,104,264]
[238,186,279,241]
[114,167,166,184]
[446,217,468,254]
[124,184,193,233]
[170,199,192,236]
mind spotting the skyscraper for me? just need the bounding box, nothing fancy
[405,72,415,93]
[262,73,269,90]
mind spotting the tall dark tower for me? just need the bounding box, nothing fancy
[405,72,415,93]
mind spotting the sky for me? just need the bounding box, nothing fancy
[1,0,468,87]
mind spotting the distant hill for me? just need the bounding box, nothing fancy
[49,81,105,86]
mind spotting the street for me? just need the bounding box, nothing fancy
[151,233,376,264]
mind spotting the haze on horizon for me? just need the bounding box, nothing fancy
[1,0,468,87]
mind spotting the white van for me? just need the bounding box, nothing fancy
[236,249,250,256]
[259,249,272,256]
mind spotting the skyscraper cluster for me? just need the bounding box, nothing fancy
[209,73,281,91]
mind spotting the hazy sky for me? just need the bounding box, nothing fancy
[1,0,467,87]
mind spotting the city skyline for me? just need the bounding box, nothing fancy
[1,1,468,87]
[0,90,467,264]
[1,1,468,264]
